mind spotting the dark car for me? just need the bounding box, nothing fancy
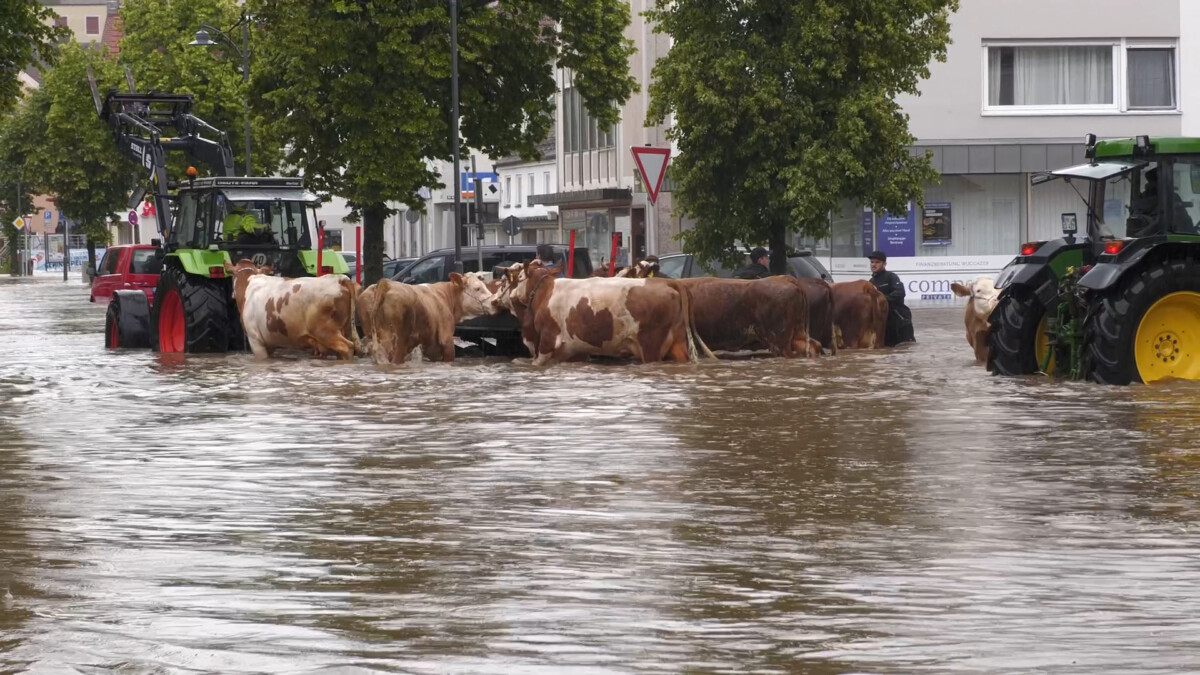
[384,256,417,280]
[394,245,593,354]
[654,251,833,282]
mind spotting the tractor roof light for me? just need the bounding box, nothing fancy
[1134,135,1152,158]
[1020,241,1046,256]
[1084,133,1097,160]
[1104,240,1127,255]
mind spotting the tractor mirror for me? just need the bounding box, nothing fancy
[1061,213,1078,234]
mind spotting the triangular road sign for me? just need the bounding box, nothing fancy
[631,146,671,206]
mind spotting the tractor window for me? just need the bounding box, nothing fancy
[175,194,198,248]
[1169,161,1200,235]
[217,198,309,247]
[1098,171,1138,238]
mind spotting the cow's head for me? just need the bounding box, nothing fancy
[492,263,526,312]
[951,277,1000,319]
[452,271,500,319]
[633,257,661,278]
[224,258,273,310]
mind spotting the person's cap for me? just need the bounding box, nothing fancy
[750,246,768,260]
[868,250,887,262]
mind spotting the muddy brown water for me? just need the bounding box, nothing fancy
[3,276,1200,673]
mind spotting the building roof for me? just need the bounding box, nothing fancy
[495,126,556,169]
[101,9,122,56]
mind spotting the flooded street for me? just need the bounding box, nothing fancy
[4,277,1200,673]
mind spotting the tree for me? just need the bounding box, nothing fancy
[23,43,133,273]
[249,0,637,285]
[0,86,48,275]
[119,0,278,176]
[0,0,70,113]
[647,0,958,273]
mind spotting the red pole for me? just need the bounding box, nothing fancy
[355,226,362,284]
[608,232,618,276]
[316,224,324,277]
[567,230,576,278]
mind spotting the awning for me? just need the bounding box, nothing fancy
[220,188,321,203]
[528,188,631,207]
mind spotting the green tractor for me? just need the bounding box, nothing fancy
[91,73,349,353]
[989,133,1200,384]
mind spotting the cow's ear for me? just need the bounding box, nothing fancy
[951,282,971,297]
[449,272,464,287]
[223,261,236,274]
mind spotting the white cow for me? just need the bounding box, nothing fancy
[951,276,1000,365]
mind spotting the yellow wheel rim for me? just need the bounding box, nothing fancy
[1035,314,1054,374]
[1134,291,1200,382]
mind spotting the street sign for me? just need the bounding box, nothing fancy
[42,210,51,222]
[501,215,522,237]
[405,209,421,224]
[631,146,671,206]
[12,217,24,230]
[127,210,138,225]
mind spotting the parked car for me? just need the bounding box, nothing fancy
[89,244,161,303]
[384,256,417,280]
[655,251,833,282]
[394,245,594,354]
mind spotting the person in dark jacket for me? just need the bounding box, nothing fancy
[868,250,915,346]
[734,246,771,279]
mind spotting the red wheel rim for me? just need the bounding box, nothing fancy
[159,289,184,353]
[108,316,118,348]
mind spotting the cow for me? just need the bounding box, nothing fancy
[493,261,714,365]
[951,277,1000,364]
[225,259,360,360]
[782,276,837,355]
[830,280,888,349]
[358,272,497,364]
[654,276,819,357]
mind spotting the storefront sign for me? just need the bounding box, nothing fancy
[877,203,915,258]
[860,209,874,256]
[921,202,952,246]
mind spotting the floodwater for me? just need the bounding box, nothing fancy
[3,277,1200,674]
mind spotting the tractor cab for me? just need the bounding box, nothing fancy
[169,177,338,278]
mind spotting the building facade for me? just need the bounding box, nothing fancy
[494,130,558,246]
[818,0,1186,295]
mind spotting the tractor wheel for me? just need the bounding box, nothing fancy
[151,263,231,354]
[105,290,152,349]
[1084,259,1200,385]
[987,287,1052,375]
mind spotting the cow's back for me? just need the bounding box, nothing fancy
[830,280,886,349]
[242,274,357,357]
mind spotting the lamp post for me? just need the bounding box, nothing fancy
[450,0,463,274]
[190,11,252,176]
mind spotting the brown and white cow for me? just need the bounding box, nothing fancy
[358,272,497,364]
[655,276,819,357]
[830,280,888,349]
[493,262,713,365]
[951,276,1000,365]
[226,259,360,360]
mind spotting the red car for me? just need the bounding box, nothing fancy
[90,244,161,304]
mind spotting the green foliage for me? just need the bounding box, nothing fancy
[0,81,47,271]
[647,0,958,271]
[119,0,278,176]
[23,43,131,245]
[248,0,637,284]
[0,0,70,113]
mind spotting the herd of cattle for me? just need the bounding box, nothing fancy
[222,258,1003,366]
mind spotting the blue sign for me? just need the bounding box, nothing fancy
[43,210,51,221]
[460,171,499,193]
[877,202,916,258]
[860,209,875,256]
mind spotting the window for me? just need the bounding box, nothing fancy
[406,255,445,284]
[515,175,522,206]
[85,16,100,35]
[544,172,551,193]
[984,40,1177,114]
[130,249,158,274]
[528,174,534,202]
[563,87,616,152]
[98,250,119,276]
[505,177,511,207]
[1128,48,1175,109]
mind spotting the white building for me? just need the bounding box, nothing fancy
[494,130,558,245]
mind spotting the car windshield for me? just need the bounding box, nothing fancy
[217,197,312,247]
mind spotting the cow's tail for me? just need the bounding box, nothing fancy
[678,283,716,361]
[341,276,361,357]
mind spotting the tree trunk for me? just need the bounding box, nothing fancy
[361,201,387,287]
[86,236,97,285]
[4,225,18,276]
[768,220,787,275]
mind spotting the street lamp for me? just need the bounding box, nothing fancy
[190,11,252,176]
[450,0,463,274]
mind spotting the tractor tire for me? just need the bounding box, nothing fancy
[151,263,232,354]
[105,290,152,349]
[1084,259,1200,385]
[987,287,1048,376]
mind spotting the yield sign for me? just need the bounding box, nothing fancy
[631,146,671,206]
